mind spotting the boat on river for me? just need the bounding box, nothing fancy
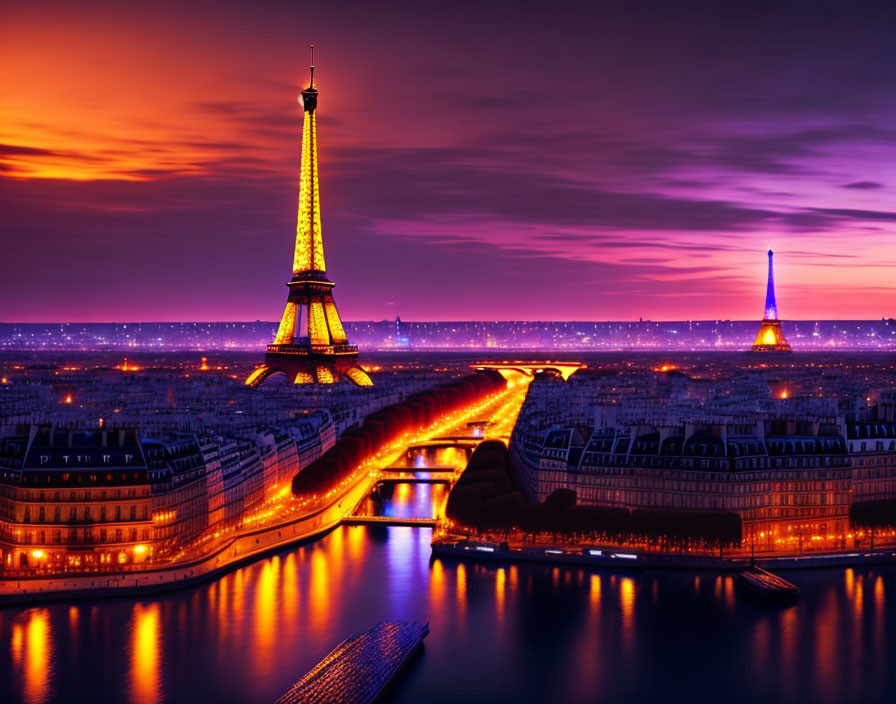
[735,565,800,601]
[274,621,429,704]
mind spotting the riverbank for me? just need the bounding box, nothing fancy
[431,537,896,571]
[0,382,526,607]
[0,469,376,607]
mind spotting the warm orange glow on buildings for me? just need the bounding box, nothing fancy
[119,358,140,372]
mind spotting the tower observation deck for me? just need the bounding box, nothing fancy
[247,50,373,387]
[750,250,792,352]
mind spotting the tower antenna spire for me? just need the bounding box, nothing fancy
[310,45,314,88]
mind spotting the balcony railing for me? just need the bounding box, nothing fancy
[266,343,358,356]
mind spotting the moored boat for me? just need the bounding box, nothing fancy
[735,566,800,601]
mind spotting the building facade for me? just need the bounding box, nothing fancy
[511,376,896,550]
[0,412,335,573]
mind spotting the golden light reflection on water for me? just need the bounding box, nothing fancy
[231,570,245,633]
[495,567,506,622]
[589,574,601,615]
[129,603,160,704]
[308,548,330,637]
[21,609,52,704]
[429,558,446,609]
[217,574,230,643]
[723,576,735,613]
[5,526,896,704]
[430,484,446,517]
[282,551,300,626]
[347,524,365,564]
[252,559,278,681]
[394,482,411,510]
[850,571,865,696]
[620,577,635,650]
[456,562,468,629]
[873,574,886,691]
[11,620,24,668]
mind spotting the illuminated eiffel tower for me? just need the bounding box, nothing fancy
[750,249,792,352]
[247,50,373,387]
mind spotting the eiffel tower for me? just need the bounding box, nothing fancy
[750,249,792,352]
[247,50,373,387]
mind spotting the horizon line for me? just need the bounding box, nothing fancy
[1,318,894,325]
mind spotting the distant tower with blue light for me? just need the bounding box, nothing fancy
[395,316,410,348]
[751,250,792,352]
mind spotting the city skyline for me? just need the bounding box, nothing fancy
[6,1,896,323]
[5,5,896,702]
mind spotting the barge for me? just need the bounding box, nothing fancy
[735,565,800,601]
[274,621,429,704]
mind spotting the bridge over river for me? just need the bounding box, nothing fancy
[349,377,533,526]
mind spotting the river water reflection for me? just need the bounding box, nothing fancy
[1,490,895,703]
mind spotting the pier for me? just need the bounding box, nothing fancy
[274,621,429,704]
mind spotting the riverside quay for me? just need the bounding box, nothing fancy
[509,366,896,554]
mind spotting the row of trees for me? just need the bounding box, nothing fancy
[291,371,506,496]
[446,440,527,532]
[850,499,896,530]
[445,443,743,549]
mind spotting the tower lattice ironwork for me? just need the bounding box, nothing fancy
[247,50,373,387]
[750,249,792,352]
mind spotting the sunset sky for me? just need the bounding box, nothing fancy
[4,0,896,322]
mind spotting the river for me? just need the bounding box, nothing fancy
[1,480,894,704]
